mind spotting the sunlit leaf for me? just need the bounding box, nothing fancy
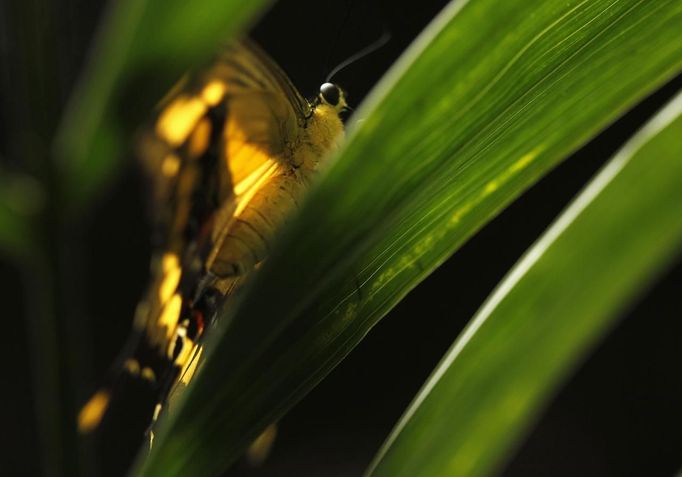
[137,0,682,475]
[368,90,682,477]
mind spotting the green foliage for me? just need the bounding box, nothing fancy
[132,0,682,476]
[0,171,42,260]
[3,0,680,476]
[368,92,682,477]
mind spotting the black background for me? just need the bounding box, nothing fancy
[2,0,681,475]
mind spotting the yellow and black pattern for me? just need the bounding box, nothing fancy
[78,39,348,441]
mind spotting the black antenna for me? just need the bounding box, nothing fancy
[326,29,391,83]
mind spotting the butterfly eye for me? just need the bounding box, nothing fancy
[319,82,341,106]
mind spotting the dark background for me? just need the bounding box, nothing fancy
[2,0,681,475]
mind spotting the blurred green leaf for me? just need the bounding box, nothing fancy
[54,0,272,209]
[0,170,43,260]
[368,90,682,477]
[137,0,682,475]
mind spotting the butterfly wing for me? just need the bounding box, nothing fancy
[137,38,315,331]
[79,39,314,434]
[139,39,310,246]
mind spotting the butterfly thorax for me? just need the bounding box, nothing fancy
[294,101,345,170]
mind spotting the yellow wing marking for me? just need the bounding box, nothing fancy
[124,358,141,375]
[77,390,111,433]
[157,293,183,340]
[180,345,204,386]
[155,94,207,147]
[201,80,226,106]
[188,117,212,159]
[161,153,181,177]
[158,252,182,304]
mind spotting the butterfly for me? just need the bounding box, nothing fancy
[77,39,348,448]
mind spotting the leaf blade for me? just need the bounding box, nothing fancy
[368,89,682,477]
[139,1,682,475]
[0,171,43,260]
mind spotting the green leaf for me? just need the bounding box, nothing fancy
[367,90,682,477]
[0,171,43,260]
[137,0,682,475]
[53,0,272,210]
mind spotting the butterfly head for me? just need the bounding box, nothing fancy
[317,82,348,113]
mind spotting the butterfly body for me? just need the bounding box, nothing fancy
[78,40,347,447]
[208,102,344,277]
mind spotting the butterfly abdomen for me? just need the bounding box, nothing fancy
[205,102,344,279]
[207,171,310,277]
